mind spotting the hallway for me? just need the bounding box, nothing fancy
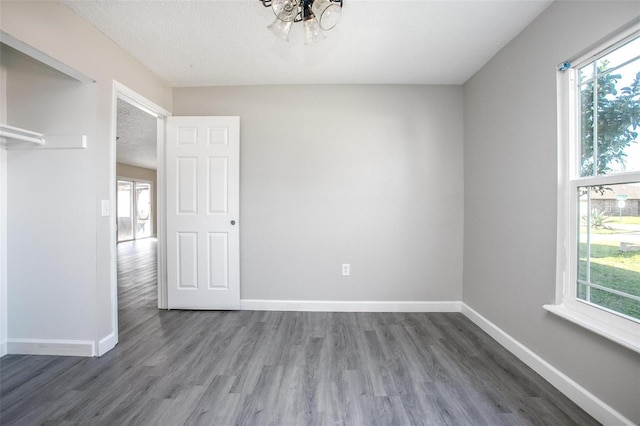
[117,238,158,339]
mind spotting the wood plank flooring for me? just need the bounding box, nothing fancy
[0,238,599,425]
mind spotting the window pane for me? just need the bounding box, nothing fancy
[135,182,152,239]
[578,189,589,282]
[579,37,640,177]
[579,81,595,177]
[117,180,134,242]
[578,182,640,322]
[597,59,640,175]
[597,36,640,72]
[578,63,594,83]
[587,288,640,321]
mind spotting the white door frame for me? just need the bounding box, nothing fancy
[109,82,171,349]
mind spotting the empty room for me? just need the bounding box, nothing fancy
[0,1,639,425]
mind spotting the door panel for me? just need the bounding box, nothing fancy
[208,232,229,289]
[166,116,240,309]
[177,232,198,289]
[177,157,198,214]
[208,157,228,214]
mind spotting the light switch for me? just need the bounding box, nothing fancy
[101,200,110,217]
[342,264,350,276]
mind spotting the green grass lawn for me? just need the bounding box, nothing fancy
[583,214,640,234]
[617,216,640,225]
[579,242,640,320]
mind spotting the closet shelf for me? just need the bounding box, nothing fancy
[0,124,87,149]
[0,124,45,146]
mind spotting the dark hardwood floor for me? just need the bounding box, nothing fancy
[0,238,599,425]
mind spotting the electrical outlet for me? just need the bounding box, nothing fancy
[342,264,350,276]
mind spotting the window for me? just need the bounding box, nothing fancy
[117,179,153,242]
[547,26,640,353]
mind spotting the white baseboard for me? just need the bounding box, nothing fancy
[97,332,117,356]
[7,338,95,357]
[461,303,634,426]
[240,299,461,312]
[0,340,7,357]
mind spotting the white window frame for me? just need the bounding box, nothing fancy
[116,177,154,242]
[546,23,640,354]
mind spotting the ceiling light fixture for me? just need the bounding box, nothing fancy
[260,0,342,44]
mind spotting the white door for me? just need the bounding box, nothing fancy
[166,116,240,309]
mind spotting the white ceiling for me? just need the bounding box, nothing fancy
[116,99,157,170]
[73,0,553,170]
[63,0,553,87]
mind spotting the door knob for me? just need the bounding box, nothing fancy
[230,220,236,225]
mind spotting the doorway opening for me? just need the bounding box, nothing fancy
[112,87,167,346]
[106,81,170,355]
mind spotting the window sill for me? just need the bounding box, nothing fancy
[543,304,640,354]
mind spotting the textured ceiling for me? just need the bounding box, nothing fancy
[116,99,157,170]
[63,0,553,87]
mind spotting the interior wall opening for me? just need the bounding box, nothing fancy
[115,96,160,338]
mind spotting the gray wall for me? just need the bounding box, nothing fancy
[1,1,172,345]
[173,85,464,302]
[5,46,98,340]
[463,1,640,423]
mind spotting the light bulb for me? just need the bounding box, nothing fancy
[303,16,326,44]
[268,18,293,41]
[311,0,341,30]
[272,0,298,22]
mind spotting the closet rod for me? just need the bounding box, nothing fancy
[0,125,46,145]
